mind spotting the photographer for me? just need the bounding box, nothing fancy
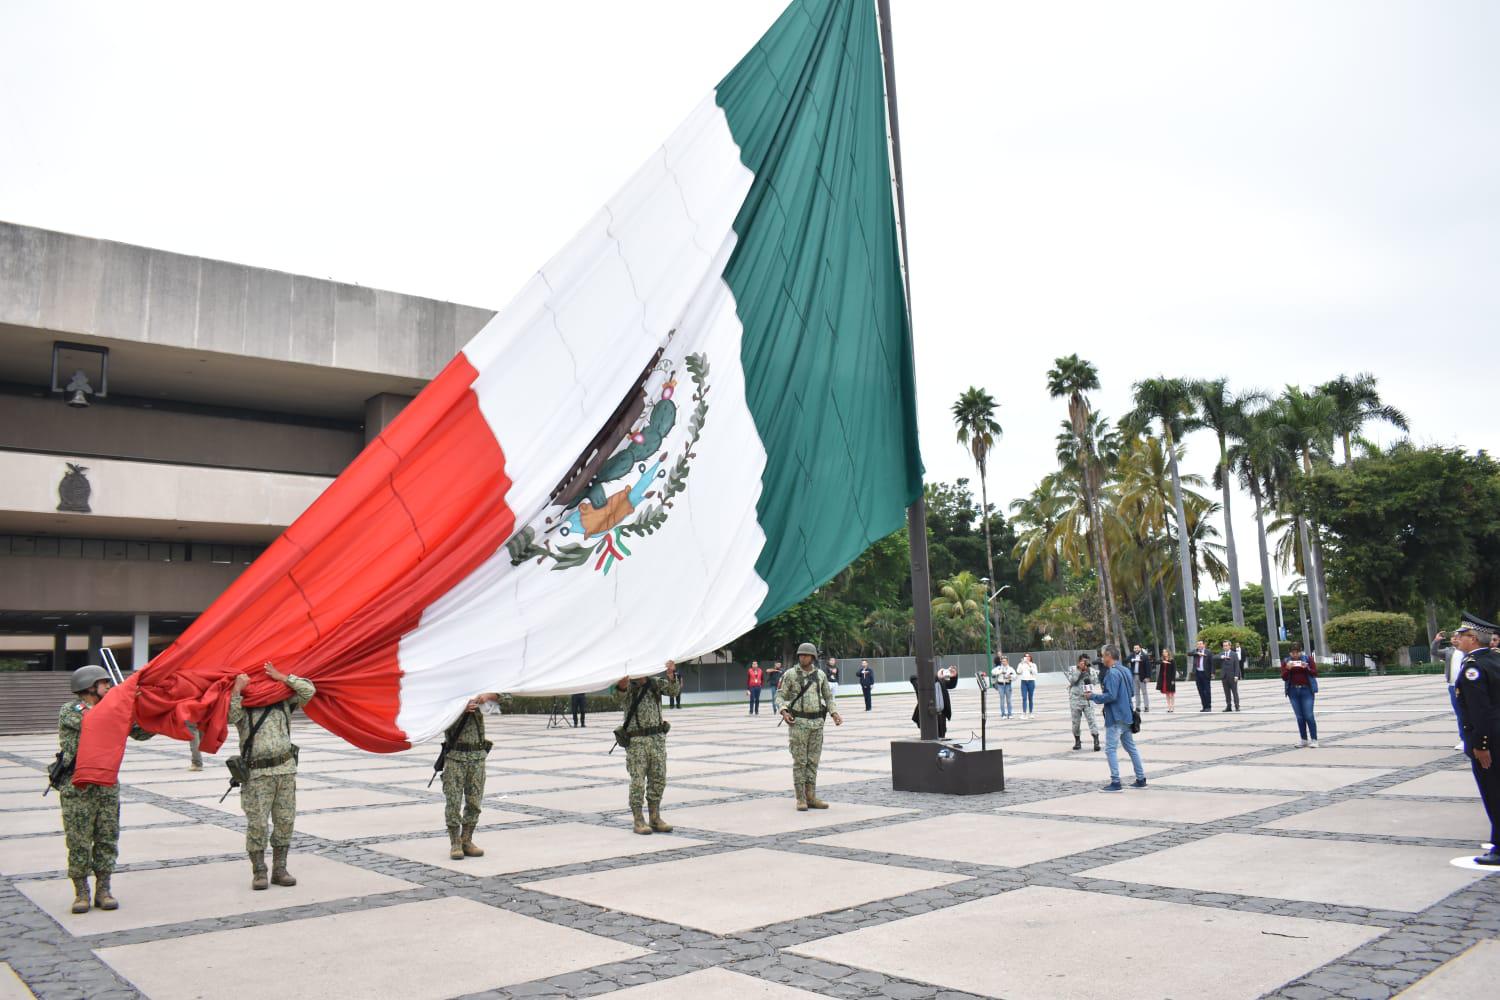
[1089,646,1146,791]
[1065,655,1101,752]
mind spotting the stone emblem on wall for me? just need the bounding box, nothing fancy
[57,463,92,513]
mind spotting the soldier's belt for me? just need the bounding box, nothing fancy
[450,740,492,753]
[624,724,669,738]
[790,709,828,719]
[247,748,297,769]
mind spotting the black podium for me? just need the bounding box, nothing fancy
[890,739,1004,795]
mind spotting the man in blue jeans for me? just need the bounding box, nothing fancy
[1090,646,1146,791]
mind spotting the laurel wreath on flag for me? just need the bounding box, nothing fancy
[505,352,710,573]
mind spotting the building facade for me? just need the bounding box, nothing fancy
[0,221,493,671]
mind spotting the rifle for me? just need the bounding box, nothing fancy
[428,713,474,787]
[220,701,282,803]
[43,751,73,797]
[777,672,820,727]
[610,680,654,754]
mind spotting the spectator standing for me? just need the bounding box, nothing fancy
[991,656,1015,718]
[766,661,783,710]
[826,658,840,686]
[1090,646,1146,790]
[857,660,875,711]
[1434,631,1467,751]
[1281,645,1319,747]
[1218,640,1243,712]
[1190,641,1213,712]
[570,692,588,727]
[1016,653,1038,717]
[1129,645,1152,713]
[747,661,764,715]
[1156,649,1177,712]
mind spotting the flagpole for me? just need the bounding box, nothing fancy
[876,0,938,741]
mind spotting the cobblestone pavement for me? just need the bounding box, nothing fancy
[1,675,1496,999]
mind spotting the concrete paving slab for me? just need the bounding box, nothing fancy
[466,772,604,794]
[678,769,872,792]
[1154,763,1392,791]
[94,895,648,1000]
[368,821,712,876]
[294,802,538,840]
[138,777,331,798]
[1395,938,1500,998]
[605,968,830,999]
[0,791,56,811]
[523,847,965,934]
[1004,758,1135,782]
[1377,771,1480,798]
[788,885,1382,1000]
[17,855,415,932]
[1258,746,1452,767]
[0,963,34,1000]
[563,759,752,780]
[0,776,56,793]
[328,765,444,785]
[807,812,1158,867]
[1262,798,1492,841]
[0,822,245,874]
[1082,832,1487,911]
[112,768,226,786]
[188,785,412,814]
[1004,788,1297,824]
[1162,731,1281,747]
[1336,733,1451,748]
[655,797,912,836]
[507,783,732,814]
[0,801,188,836]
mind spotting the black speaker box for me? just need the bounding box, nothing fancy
[889,739,1005,795]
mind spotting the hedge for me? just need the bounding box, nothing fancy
[1325,611,1418,660]
[1195,624,1263,660]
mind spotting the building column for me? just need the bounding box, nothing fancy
[53,631,68,672]
[132,614,151,672]
[87,625,104,665]
[364,393,415,445]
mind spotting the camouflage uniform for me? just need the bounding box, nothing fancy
[229,676,314,886]
[776,666,838,807]
[442,708,490,857]
[619,674,680,832]
[56,701,151,880]
[1065,663,1101,746]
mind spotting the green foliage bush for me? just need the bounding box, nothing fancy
[1195,624,1262,660]
[1325,611,1418,659]
[498,693,621,715]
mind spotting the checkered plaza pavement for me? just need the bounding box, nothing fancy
[2,675,1497,999]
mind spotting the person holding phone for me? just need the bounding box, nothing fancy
[1280,645,1319,747]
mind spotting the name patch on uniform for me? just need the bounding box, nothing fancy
[1465,667,1481,681]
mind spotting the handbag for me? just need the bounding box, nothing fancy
[1130,709,1142,734]
[1309,674,1319,694]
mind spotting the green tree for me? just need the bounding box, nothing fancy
[1275,386,1337,655]
[1319,372,1408,465]
[1191,379,1258,628]
[1325,611,1418,669]
[952,387,1002,606]
[1125,376,1199,650]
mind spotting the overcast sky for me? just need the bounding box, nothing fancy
[2,0,1495,600]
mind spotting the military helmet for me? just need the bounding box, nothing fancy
[70,665,110,694]
[796,642,818,657]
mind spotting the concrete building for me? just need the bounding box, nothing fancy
[0,220,493,673]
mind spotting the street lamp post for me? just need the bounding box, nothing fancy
[980,579,1011,668]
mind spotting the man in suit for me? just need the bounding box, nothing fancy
[1191,640,1213,712]
[1129,644,1153,713]
[857,660,875,711]
[1217,640,1243,712]
[911,666,958,738]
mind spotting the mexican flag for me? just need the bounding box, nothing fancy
[76,0,921,780]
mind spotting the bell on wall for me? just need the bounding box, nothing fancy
[64,369,92,408]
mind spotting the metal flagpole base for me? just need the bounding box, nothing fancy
[890,739,1004,795]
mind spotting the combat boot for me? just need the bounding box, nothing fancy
[460,825,484,857]
[70,876,91,914]
[270,846,297,887]
[1071,736,1082,751]
[795,784,808,811]
[805,784,828,809]
[631,806,652,835]
[93,873,118,910]
[1093,733,1101,752]
[648,805,672,833]
[448,830,464,860]
[249,852,269,891]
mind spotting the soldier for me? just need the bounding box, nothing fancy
[55,666,153,914]
[229,662,315,890]
[1451,613,1500,866]
[776,642,843,810]
[1065,654,1101,752]
[441,692,501,860]
[615,660,680,835]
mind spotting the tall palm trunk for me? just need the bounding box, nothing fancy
[1165,431,1198,648]
[1089,482,1126,651]
[1144,580,1160,654]
[1296,514,1328,657]
[977,460,997,635]
[1299,448,1332,652]
[1250,481,1279,665]
[1217,438,1244,627]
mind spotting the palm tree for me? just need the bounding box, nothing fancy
[932,571,987,652]
[1125,377,1199,650]
[952,387,1002,614]
[1320,373,1409,464]
[1010,479,1074,582]
[1191,379,1258,628]
[1228,404,1288,664]
[1046,355,1125,650]
[1275,386,1337,656]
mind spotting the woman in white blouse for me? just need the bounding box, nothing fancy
[1015,653,1038,716]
